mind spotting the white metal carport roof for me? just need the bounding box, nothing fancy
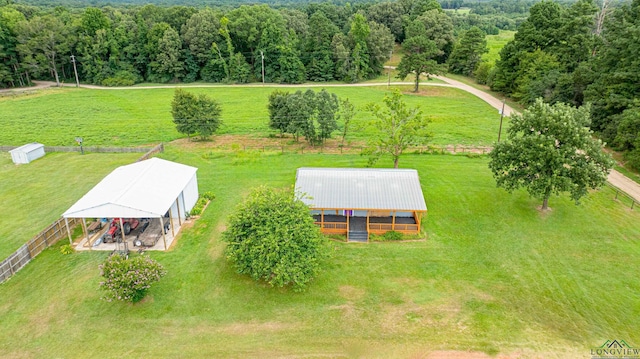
[63,158,197,219]
[295,167,427,211]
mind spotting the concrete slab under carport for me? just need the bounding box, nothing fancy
[74,218,181,252]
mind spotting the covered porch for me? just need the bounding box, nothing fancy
[296,167,428,242]
[311,209,424,235]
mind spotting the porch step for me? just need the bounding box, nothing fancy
[348,231,368,242]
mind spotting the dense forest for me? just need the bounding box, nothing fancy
[0,0,529,89]
[0,0,638,168]
[484,0,640,170]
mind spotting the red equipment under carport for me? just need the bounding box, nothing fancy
[102,218,140,243]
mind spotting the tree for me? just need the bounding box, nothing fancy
[153,26,183,83]
[267,89,340,144]
[339,98,356,146]
[171,89,222,140]
[414,9,455,63]
[17,15,71,87]
[304,12,339,81]
[311,89,340,145]
[267,89,290,136]
[347,13,371,82]
[180,8,220,70]
[99,253,166,303]
[488,99,614,211]
[222,186,326,291]
[448,26,488,76]
[365,89,431,168]
[365,21,395,76]
[396,21,446,92]
[366,2,405,42]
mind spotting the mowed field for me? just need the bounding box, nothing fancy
[0,146,639,357]
[0,84,503,147]
[0,151,140,259]
[483,30,516,64]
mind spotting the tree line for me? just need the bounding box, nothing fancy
[475,0,640,171]
[0,0,521,89]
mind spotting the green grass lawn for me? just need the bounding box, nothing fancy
[483,30,515,65]
[0,85,503,147]
[1,146,639,357]
[0,151,141,258]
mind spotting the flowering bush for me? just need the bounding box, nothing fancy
[99,254,166,303]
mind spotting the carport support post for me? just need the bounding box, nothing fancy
[80,219,89,250]
[65,217,72,245]
[169,207,175,237]
[175,198,182,225]
[119,218,127,252]
[160,217,167,250]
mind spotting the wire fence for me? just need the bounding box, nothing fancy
[0,145,151,154]
[606,183,639,210]
[199,142,494,156]
[0,218,81,283]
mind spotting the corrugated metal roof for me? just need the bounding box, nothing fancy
[9,142,44,154]
[295,168,427,211]
[63,158,197,218]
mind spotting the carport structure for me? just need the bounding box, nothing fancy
[62,158,199,250]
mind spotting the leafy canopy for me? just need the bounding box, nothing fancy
[171,88,222,140]
[365,89,431,168]
[488,98,614,210]
[222,186,326,291]
[267,89,340,145]
[396,20,446,92]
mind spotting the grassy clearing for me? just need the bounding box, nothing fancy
[0,151,140,258]
[445,7,471,15]
[0,85,502,147]
[0,146,639,357]
[483,30,515,65]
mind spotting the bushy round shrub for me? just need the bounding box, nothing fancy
[222,186,326,291]
[99,254,166,303]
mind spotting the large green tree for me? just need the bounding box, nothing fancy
[0,6,25,87]
[488,99,614,210]
[447,26,488,76]
[222,186,326,291]
[171,88,222,140]
[267,89,339,144]
[365,89,431,168]
[17,14,72,87]
[181,8,221,70]
[396,20,446,92]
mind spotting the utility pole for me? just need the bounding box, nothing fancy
[260,51,265,85]
[497,99,506,142]
[70,55,80,88]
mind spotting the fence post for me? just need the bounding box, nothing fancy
[632,201,635,210]
[615,191,619,200]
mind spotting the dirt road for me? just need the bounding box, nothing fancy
[4,77,639,203]
[430,76,640,203]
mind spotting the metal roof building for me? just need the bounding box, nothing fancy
[295,168,427,241]
[9,143,45,164]
[63,158,199,250]
[295,167,427,211]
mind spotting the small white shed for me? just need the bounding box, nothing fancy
[9,143,45,164]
